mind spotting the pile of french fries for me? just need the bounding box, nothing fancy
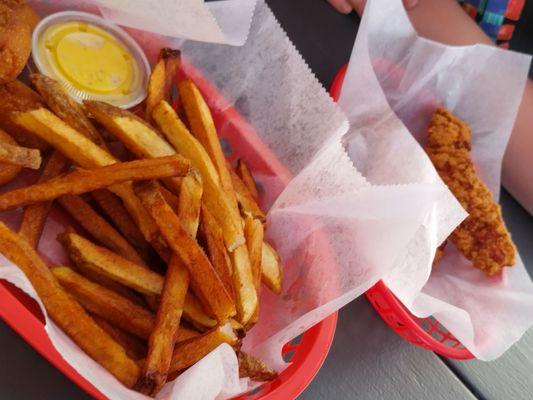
[0,48,282,396]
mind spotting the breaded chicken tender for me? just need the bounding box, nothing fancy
[0,0,39,83]
[425,109,516,276]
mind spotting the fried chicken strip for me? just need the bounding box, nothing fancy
[425,109,516,275]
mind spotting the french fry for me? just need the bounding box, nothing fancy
[62,228,214,328]
[72,262,147,308]
[91,314,147,361]
[53,265,155,339]
[230,168,266,223]
[237,351,278,382]
[85,101,175,159]
[30,73,106,146]
[135,182,236,322]
[158,184,179,213]
[0,80,49,150]
[235,159,259,200]
[152,102,256,323]
[178,170,203,238]
[0,156,190,211]
[91,189,152,261]
[0,129,22,185]
[168,322,239,378]
[244,215,264,325]
[152,101,244,251]
[60,232,164,296]
[137,256,189,396]
[84,100,182,194]
[58,194,146,266]
[136,163,205,394]
[0,226,140,387]
[261,242,283,295]
[145,48,181,124]
[183,292,217,330]
[199,204,234,300]
[230,244,258,324]
[53,266,200,342]
[12,107,116,168]
[245,216,264,292]
[12,108,165,256]
[18,151,69,248]
[0,140,41,169]
[178,80,236,201]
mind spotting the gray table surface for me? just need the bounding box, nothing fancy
[1,1,532,399]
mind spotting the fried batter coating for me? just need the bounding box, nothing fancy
[0,0,38,83]
[425,109,516,275]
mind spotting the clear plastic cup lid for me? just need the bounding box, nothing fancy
[32,11,150,109]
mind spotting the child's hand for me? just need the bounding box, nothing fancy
[327,0,418,15]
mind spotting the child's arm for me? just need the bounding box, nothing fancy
[408,0,533,214]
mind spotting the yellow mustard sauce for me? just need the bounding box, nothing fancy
[38,21,137,96]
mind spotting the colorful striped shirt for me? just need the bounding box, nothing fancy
[459,0,525,47]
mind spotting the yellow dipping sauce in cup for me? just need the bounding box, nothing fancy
[32,12,150,108]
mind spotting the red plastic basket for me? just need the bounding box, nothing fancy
[0,61,338,399]
[330,64,473,360]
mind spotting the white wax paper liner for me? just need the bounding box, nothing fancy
[0,1,472,399]
[30,0,257,46]
[347,0,533,361]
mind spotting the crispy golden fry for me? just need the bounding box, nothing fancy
[54,266,200,342]
[137,256,189,396]
[58,194,146,266]
[135,182,236,322]
[158,184,180,213]
[0,140,41,169]
[152,100,244,250]
[13,107,116,167]
[0,80,48,150]
[168,322,239,377]
[231,168,265,223]
[152,101,256,323]
[245,216,264,291]
[183,292,217,330]
[236,159,259,200]
[244,215,264,325]
[62,228,214,329]
[60,232,164,296]
[12,108,165,255]
[85,100,182,194]
[91,189,152,261]
[18,151,69,248]
[30,73,105,146]
[0,156,189,211]
[230,244,257,325]
[92,314,147,361]
[0,129,22,185]
[53,265,156,339]
[0,226,140,387]
[178,170,203,238]
[425,109,516,275]
[237,351,278,382]
[59,230,149,307]
[145,48,181,124]
[178,80,236,202]
[261,242,283,295]
[199,204,234,300]
[0,0,32,83]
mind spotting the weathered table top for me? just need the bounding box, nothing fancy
[1,1,532,399]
